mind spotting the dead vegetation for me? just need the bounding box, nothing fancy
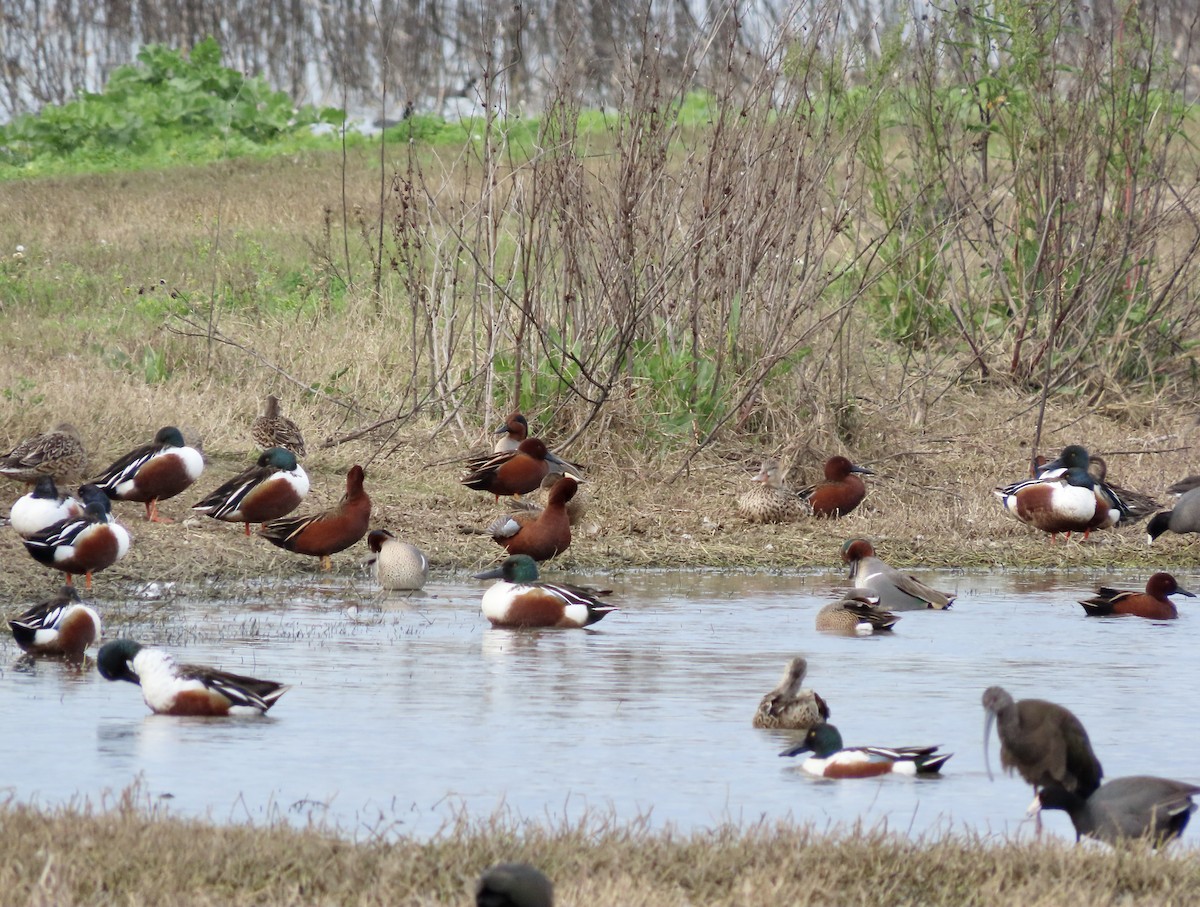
[1,797,1197,907]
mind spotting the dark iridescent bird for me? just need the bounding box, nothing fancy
[841,539,954,611]
[1085,456,1159,523]
[259,465,371,570]
[476,862,554,907]
[1035,776,1200,846]
[815,589,900,634]
[0,422,88,485]
[484,475,578,561]
[251,394,306,457]
[982,686,1103,803]
[192,447,310,535]
[753,656,830,730]
[1078,572,1193,620]
[462,438,571,500]
[737,459,806,523]
[779,723,951,778]
[476,554,617,629]
[1146,486,1200,544]
[91,426,205,522]
[97,638,290,716]
[797,456,872,517]
[8,585,100,663]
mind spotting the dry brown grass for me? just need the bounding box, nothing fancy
[1,797,1198,907]
[1,151,1199,608]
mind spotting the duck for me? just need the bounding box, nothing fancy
[366,529,428,590]
[8,585,101,663]
[1146,486,1200,543]
[97,638,290,716]
[841,539,954,610]
[491,411,529,454]
[737,459,806,523]
[476,862,554,907]
[192,447,310,536]
[753,656,830,730]
[779,723,951,778]
[1035,776,1200,846]
[91,426,205,522]
[484,475,577,561]
[251,393,306,457]
[462,438,572,500]
[815,589,900,634]
[981,686,1103,801]
[1077,572,1193,619]
[0,422,88,485]
[259,465,371,570]
[22,484,131,589]
[9,475,83,538]
[1086,456,1159,523]
[476,554,617,629]
[997,445,1119,539]
[797,456,873,517]
[507,470,588,526]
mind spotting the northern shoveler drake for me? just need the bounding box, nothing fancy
[737,459,805,524]
[91,426,205,522]
[259,464,371,570]
[841,539,954,610]
[252,394,306,457]
[9,475,83,538]
[476,554,617,629]
[476,862,554,907]
[1077,572,1193,619]
[462,438,571,500]
[1035,776,1200,846]
[982,686,1103,801]
[1147,486,1200,543]
[485,475,577,561]
[779,723,951,778]
[366,529,429,590]
[797,456,872,518]
[23,484,131,589]
[753,656,830,730]
[97,638,290,716]
[998,445,1124,539]
[8,585,100,663]
[0,422,87,485]
[192,447,310,536]
[492,411,529,454]
[815,589,900,634]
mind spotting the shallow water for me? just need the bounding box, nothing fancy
[3,566,1198,845]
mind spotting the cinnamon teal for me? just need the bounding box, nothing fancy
[1078,572,1192,619]
[259,465,370,570]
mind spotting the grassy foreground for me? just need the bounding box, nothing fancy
[2,799,1198,907]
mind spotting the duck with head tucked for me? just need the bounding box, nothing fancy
[260,465,370,570]
[8,585,101,663]
[366,529,428,590]
[91,426,205,522]
[816,589,900,634]
[0,422,88,485]
[23,484,131,589]
[738,459,806,524]
[753,656,830,730]
[9,475,83,538]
